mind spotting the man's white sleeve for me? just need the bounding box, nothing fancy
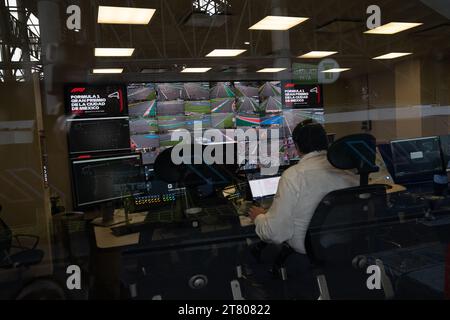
[254,174,298,244]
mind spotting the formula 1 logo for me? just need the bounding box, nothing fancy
[70,87,86,94]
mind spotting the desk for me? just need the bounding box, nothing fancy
[387,184,407,194]
[94,209,146,249]
[93,209,255,250]
[90,207,257,299]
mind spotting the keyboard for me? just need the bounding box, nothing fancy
[203,204,238,216]
[111,222,150,237]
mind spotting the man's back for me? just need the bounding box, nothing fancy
[254,150,359,254]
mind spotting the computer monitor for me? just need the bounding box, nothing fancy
[249,176,281,199]
[391,136,443,182]
[65,84,128,119]
[71,153,145,208]
[68,118,131,155]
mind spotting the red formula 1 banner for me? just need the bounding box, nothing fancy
[65,84,127,118]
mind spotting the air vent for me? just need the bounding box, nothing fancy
[182,12,230,27]
[141,68,168,74]
[221,66,247,73]
[316,19,363,33]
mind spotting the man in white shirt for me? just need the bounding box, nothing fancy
[249,121,359,254]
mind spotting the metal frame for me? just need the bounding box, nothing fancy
[0,0,42,82]
[193,0,230,16]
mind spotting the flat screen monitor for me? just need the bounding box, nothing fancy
[71,154,145,207]
[391,136,443,181]
[282,83,323,109]
[65,84,128,119]
[249,176,281,199]
[68,118,131,155]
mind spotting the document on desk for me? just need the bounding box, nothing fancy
[239,216,254,227]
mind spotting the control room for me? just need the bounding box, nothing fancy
[1,0,450,301]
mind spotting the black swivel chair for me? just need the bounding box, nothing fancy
[304,134,395,300]
[0,204,44,270]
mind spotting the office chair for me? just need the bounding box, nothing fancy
[304,134,395,300]
[0,204,44,270]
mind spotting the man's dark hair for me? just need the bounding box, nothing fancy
[292,120,329,154]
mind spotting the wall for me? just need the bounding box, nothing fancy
[0,80,53,277]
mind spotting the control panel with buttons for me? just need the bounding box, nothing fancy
[130,193,177,212]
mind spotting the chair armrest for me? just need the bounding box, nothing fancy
[13,234,40,250]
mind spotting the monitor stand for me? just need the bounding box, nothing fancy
[92,202,129,227]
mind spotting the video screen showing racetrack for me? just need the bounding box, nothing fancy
[129,118,158,135]
[282,108,325,137]
[127,81,323,169]
[130,133,161,165]
[157,115,187,133]
[156,83,185,101]
[211,113,235,129]
[234,82,261,115]
[128,83,157,105]
[260,82,282,114]
[183,82,210,101]
[157,100,185,116]
[128,84,157,126]
[184,82,211,131]
[210,82,236,114]
[186,114,212,131]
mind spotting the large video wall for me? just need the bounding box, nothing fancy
[127,82,324,166]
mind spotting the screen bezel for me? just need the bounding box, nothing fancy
[70,153,144,208]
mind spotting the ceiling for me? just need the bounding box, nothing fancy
[11,0,450,82]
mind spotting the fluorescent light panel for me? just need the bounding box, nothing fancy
[95,48,135,57]
[181,67,211,73]
[249,16,309,30]
[321,68,350,73]
[92,68,123,74]
[98,6,156,25]
[206,49,247,57]
[373,52,413,60]
[299,51,338,58]
[365,22,423,34]
[257,68,286,73]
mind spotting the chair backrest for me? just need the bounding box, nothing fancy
[305,134,391,299]
[328,134,379,186]
[305,184,388,266]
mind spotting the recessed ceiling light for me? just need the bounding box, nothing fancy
[98,6,156,25]
[181,67,212,73]
[92,68,124,74]
[373,52,413,60]
[95,48,135,57]
[298,51,338,59]
[364,22,423,34]
[249,16,309,31]
[257,68,287,73]
[244,42,250,45]
[321,68,350,73]
[206,49,247,57]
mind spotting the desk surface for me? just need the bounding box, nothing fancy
[94,209,146,249]
[93,208,255,250]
